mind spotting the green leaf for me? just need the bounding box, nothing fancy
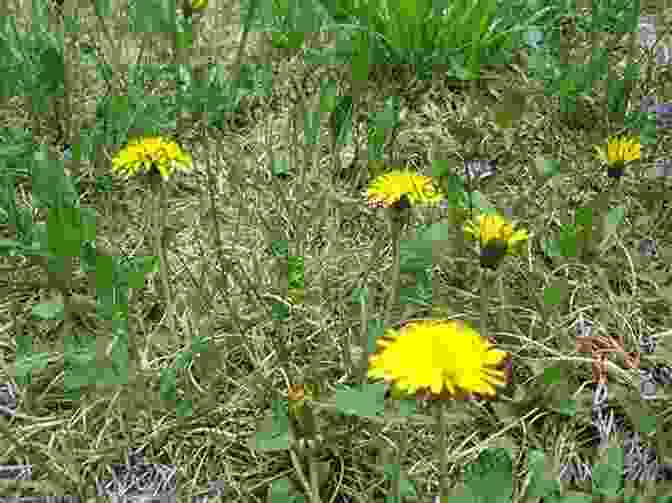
[174,350,194,370]
[287,255,305,290]
[93,253,115,291]
[541,236,562,259]
[332,383,386,418]
[542,279,568,307]
[541,365,563,385]
[268,477,297,503]
[551,398,577,417]
[350,286,369,305]
[249,400,292,452]
[270,157,291,178]
[176,399,194,417]
[47,207,85,257]
[330,95,353,147]
[561,492,593,503]
[399,269,433,306]
[367,319,385,354]
[525,449,561,499]
[126,262,153,290]
[318,78,338,116]
[601,205,625,245]
[160,367,178,401]
[557,225,578,257]
[271,300,290,321]
[592,446,624,497]
[31,301,65,321]
[15,352,50,378]
[462,447,514,503]
[270,239,289,257]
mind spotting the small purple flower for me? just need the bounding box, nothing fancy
[657,45,672,66]
[559,458,593,484]
[639,238,658,258]
[592,381,609,412]
[640,96,672,129]
[652,363,672,386]
[655,159,672,177]
[640,369,657,400]
[623,430,660,482]
[464,159,497,181]
[639,16,657,51]
[593,407,615,448]
[639,333,657,353]
[654,102,672,129]
[0,382,17,417]
[575,315,593,338]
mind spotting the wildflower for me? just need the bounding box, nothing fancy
[559,457,593,485]
[640,369,657,400]
[463,213,529,269]
[111,136,193,182]
[364,169,444,209]
[624,430,660,482]
[189,0,208,11]
[367,320,511,401]
[651,363,672,386]
[639,238,658,258]
[593,135,641,179]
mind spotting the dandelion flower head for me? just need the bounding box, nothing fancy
[368,320,511,401]
[111,136,193,181]
[365,169,444,209]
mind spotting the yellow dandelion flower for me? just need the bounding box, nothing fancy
[594,135,641,179]
[368,320,511,401]
[111,136,193,182]
[365,169,444,209]
[463,213,529,269]
[189,0,208,11]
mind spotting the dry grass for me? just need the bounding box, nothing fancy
[1,0,672,502]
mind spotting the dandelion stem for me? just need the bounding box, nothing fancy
[384,214,403,328]
[436,400,449,503]
[479,268,492,342]
[153,179,176,336]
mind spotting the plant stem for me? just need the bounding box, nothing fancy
[384,214,403,328]
[152,178,176,336]
[479,268,493,341]
[437,400,449,503]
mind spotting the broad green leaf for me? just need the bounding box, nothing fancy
[541,365,563,385]
[462,447,514,503]
[592,446,624,497]
[318,78,338,116]
[332,383,386,418]
[15,352,50,378]
[31,301,65,321]
[637,414,657,435]
[176,399,194,417]
[542,279,567,307]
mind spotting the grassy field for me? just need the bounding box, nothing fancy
[1,0,672,502]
